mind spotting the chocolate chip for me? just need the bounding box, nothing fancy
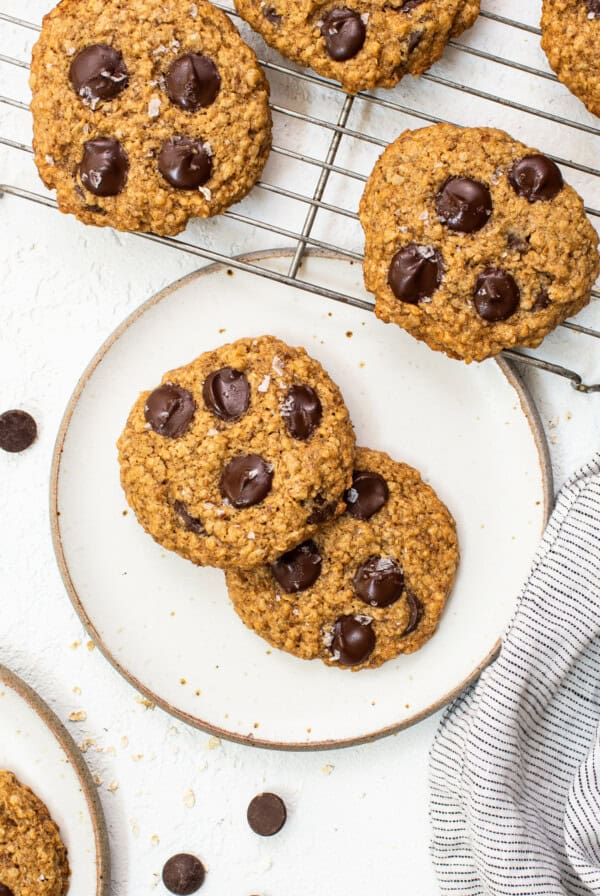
[473,268,520,322]
[247,793,287,836]
[408,30,424,51]
[585,0,600,17]
[330,615,375,666]
[271,540,322,593]
[509,154,563,203]
[166,53,220,111]
[387,243,442,304]
[281,385,322,440]
[158,137,212,190]
[174,501,204,534]
[264,6,282,24]
[80,137,128,197]
[532,289,551,311]
[403,591,423,636]
[69,44,128,104]
[507,232,530,255]
[0,886,15,896]
[202,367,250,421]
[353,556,405,608]
[220,454,273,508]
[321,8,366,61]
[435,177,493,233]
[401,0,427,9]
[345,470,389,520]
[307,494,338,525]
[144,384,196,438]
[162,854,205,894]
[0,410,37,453]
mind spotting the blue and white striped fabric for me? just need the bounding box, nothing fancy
[430,457,600,896]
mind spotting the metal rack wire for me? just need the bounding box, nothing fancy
[1,3,599,391]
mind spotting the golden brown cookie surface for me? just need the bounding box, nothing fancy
[118,336,355,569]
[30,0,271,235]
[234,0,479,93]
[359,124,599,362]
[226,447,459,670]
[541,0,600,117]
[0,771,70,896]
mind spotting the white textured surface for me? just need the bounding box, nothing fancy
[1,0,600,894]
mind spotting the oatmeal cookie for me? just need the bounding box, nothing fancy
[0,771,70,896]
[226,447,458,670]
[541,0,600,118]
[234,0,479,94]
[359,123,599,362]
[30,0,271,234]
[118,336,355,569]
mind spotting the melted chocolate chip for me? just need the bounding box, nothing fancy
[220,454,273,508]
[271,540,322,593]
[0,410,37,453]
[408,30,424,51]
[401,0,427,9]
[435,177,493,233]
[345,470,389,520]
[0,886,15,896]
[403,591,423,636]
[532,289,551,311]
[247,793,287,836]
[281,385,322,440]
[166,53,220,111]
[264,6,282,24]
[202,367,250,421]
[473,268,520,322]
[69,44,128,104]
[509,154,563,203]
[321,8,366,61]
[388,243,442,304]
[353,556,405,608]
[162,854,206,894]
[144,384,196,438]
[80,137,128,197]
[307,495,338,525]
[158,137,212,190]
[331,615,375,666]
[174,501,204,534]
[585,0,600,17]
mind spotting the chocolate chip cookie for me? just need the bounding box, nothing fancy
[541,0,600,117]
[118,336,355,569]
[30,0,271,235]
[234,0,479,93]
[0,771,70,896]
[359,123,599,362]
[225,447,458,670]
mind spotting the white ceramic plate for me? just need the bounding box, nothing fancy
[0,664,109,894]
[51,252,552,749]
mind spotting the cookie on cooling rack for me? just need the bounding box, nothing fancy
[0,770,70,896]
[359,123,599,362]
[541,0,600,118]
[225,447,458,670]
[29,0,271,235]
[118,336,355,570]
[233,0,480,94]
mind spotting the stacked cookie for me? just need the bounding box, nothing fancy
[118,336,459,670]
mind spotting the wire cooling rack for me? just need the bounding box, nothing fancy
[1,2,600,391]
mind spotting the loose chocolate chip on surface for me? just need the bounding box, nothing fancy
[353,556,405,608]
[532,289,551,311]
[331,615,375,666]
[271,540,322,593]
[166,53,220,111]
[158,137,212,190]
[202,367,250,420]
[387,243,442,304]
[247,793,287,836]
[174,501,204,534]
[473,268,520,322]
[162,854,206,894]
[509,154,563,203]
[403,591,423,636]
[435,176,493,233]
[345,470,389,520]
[144,384,196,438]
[281,385,322,440]
[220,454,273,508]
[0,410,37,453]
[321,8,366,61]
[263,6,282,23]
[69,44,128,104]
[80,137,128,197]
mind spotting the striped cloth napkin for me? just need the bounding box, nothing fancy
[430,456,600,896]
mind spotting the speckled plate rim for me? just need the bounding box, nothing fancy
[0,662,111,893]
[49,248,554,752]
